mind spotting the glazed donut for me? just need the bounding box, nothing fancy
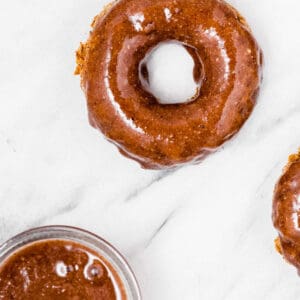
[76,0,262,169]
[273,151,300,273]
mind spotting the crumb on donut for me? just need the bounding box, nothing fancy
[274,237,283,255]
[75,42,87,75]
[281,149,300,173]
[288,149,300,164]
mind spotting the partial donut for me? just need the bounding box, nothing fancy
[273,150,300,273]
[76,0,262,169]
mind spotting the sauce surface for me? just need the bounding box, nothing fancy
[0,239,125,300]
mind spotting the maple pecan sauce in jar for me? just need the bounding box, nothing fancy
[0,226,141,300]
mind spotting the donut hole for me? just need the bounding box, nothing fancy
[139,41,203,105]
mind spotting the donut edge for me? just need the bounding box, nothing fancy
[273,149,300,260]
[75,0,118,76]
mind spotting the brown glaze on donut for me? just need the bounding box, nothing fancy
[76,0,262,169]
[273,150,300,273]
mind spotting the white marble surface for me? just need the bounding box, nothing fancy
[1,0,300,299]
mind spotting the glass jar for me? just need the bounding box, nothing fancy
[0,225,141,300]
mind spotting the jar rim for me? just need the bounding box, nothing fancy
[0,225,141,300]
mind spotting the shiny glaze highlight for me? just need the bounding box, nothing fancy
[76,0,262,169]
